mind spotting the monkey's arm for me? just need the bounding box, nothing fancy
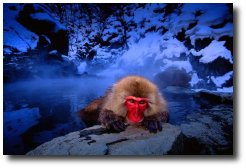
[99,109,126,132]
[78,97,103,127]
[142,111,168,133]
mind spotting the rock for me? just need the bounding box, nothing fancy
[4,108,41,155]
[192,90,233,108]
[37,35,51,49]
[194,38,213,51]
[189,55,233,84]
[26,123,183,155]
[3,4,39,54]
[154,67,191,88]
[180,105,233,154]
[17,4,68,55]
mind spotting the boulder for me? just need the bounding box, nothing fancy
[180,105,233,154]
[154,67,191,88]
[192,90,233,108]
[26,123,183,156]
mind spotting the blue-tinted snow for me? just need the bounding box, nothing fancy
[3,4,38,53]
[190,40,233,64]
[211,71,233,87]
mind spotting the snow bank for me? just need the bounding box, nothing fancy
[161,60,193,73]
[190,73,202,86]
[217,86,233,93]
[211,71,233,87]
[3,4,38,53]
[4,108,40,139]
[186,23,233,45]
[119,33,161,66]
[184,4,232,45]
[190,40,233,63]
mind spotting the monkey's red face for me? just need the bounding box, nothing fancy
[125,96,148,123]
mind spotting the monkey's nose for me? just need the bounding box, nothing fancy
[134,107,139,117]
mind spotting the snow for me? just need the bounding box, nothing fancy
[62,3,232,91]
[183,4,232,45]
[4,108,40,136]
[160,60,193,73]
[41,35,51,45]
[186,25,213,45]
[167,12,196,35]
[197,4,230,25]
[217,86,233,93]
[186,23,233,45]
[190,73,203,87]
[159,38,188,59]
[49,50,58,55]
[190,40,233,64]
[3,107,41,154]
[211,71,233,87]
[117,33,161,67]
[117,33,189,67]
[3,3,233,92]
[132,4,163,24]
[3,4,39,53]
[182,4,230,25]
[77,62,87,74]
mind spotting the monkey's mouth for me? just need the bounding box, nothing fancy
[125,96,148,124]
[126,111,144,124]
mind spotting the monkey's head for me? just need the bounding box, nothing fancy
[125,95,148,124]
[102,76,167,128]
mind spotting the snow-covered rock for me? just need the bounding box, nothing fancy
[3,3,233,91]
[3,4,39,54]
[3,108,41,154]
[3,4,68,55]
[190,40,233,64]
[154,67,191,88]
[17,4,68,55]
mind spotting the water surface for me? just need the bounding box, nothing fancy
[3,77,199,154]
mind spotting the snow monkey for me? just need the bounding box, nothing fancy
[78,76,168,133]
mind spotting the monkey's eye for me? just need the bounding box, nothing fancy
[128,99,135,103]
[139,100,146,104]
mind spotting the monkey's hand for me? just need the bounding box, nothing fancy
[142,115,162,133]
[99,109,126,132]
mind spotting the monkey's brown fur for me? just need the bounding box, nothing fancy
[78,75,168,133]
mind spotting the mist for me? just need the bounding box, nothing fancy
[3,76,116,154]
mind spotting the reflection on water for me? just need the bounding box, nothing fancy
[3,77,198,155]
[162,87,200,125]
[3,77,114,154]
